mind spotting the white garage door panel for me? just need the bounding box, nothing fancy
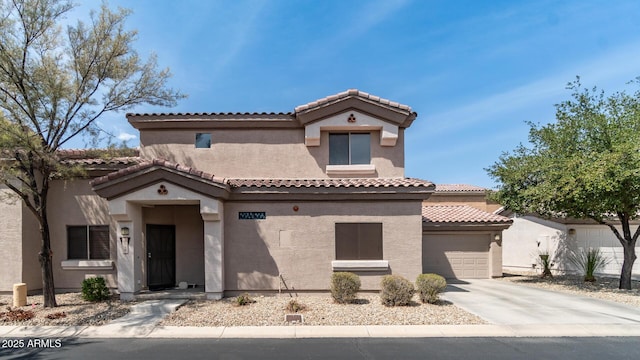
[423,234,490,279]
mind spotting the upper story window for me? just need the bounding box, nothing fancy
[329,133,370,165]
[67,225,110,260]
[195,133,211,148]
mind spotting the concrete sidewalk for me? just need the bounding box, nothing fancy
[2,323,640,338]
[2,299,640,339]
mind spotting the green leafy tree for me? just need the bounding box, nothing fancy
[0,0,184,307]
[488,77,640,290]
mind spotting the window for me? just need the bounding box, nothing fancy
[335,223,382,260]
[329,133,370,165]
[67,225,110,260]
[195,133,211,148]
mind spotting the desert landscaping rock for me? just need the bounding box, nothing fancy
[500,273,640,307]
[0,292,130,326]
[159,294,486,327]
[1,275,638,328]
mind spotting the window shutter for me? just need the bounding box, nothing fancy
[89,226,110,260]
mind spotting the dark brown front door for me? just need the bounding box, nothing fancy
[147,224,176,290]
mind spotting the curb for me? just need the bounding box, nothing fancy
[3,324,640,339]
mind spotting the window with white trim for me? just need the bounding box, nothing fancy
[329,133,370,165]
[67,225,110,260]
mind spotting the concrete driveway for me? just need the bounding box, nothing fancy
[441,279,640,325]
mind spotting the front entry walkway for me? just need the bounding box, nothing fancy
[441,279,640,325]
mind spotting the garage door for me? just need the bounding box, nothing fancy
[422,234,490,279]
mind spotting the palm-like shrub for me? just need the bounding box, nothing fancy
[568,247,610,282]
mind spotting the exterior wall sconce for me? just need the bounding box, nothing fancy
[568,228,576,235]
[120,227,130,254]
[494,234,501,241]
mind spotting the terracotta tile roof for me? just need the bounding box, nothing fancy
[90,159,225,186]
[126,112,293,118]
[62,157,141,166]
[90,156,434,191]
[435,184,486,192]
[422,205,512,224]
[227,178,434,189]
[57,148,140,158]
[57,148,141,166]
[294,89,412,113]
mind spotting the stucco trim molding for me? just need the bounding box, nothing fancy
[325,164,376,175]
[331,260,389,271]
[61,260,114,270]
[304,110,399,147]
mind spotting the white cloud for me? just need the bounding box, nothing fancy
[425,40,640,136]
[117,132,137,142]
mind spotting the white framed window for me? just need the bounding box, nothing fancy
[67,225,110,260]
[329,133,370,165]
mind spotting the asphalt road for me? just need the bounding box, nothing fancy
[2,337,640,360]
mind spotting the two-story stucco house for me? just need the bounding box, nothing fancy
[0,90,512,300]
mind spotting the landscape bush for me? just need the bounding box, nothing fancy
[234,293,255,306]
[380,275,415,306]
[330,272,361,304]
[285,299,306,313]
[81,277,111,302]
[416,273,447,304]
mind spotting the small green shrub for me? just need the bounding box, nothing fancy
[330,272,361,304]
[234,293,254,306]
[568,247,611,282]
[81,277,111,302]
[380,275,415,306]
[416,273,447,304]
[285,299,306,313]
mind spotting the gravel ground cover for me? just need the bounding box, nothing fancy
[500,272,640,307]
[3,273,638,327]
[0,292,130,326]
[159,293,486,327]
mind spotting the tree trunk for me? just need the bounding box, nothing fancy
[619,242,637,290]
[608,216,638,290]
[38,177,57,307]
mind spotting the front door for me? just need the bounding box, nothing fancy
[147,224,176,290]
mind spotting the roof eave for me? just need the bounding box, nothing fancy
[422,222,513,231]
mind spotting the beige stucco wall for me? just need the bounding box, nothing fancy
[0,184,44,292]
[0,185,24,292]
[140,128,405,178]
[142,205,205,287]
[21,203,42,291]
[47,179,117,290]
[224,200,423,292]
[424,194,501,212]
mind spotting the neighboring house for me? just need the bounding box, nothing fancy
[0,90,512,300]
[501,213,640,279]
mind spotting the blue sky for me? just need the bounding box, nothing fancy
[66,0,640,188]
